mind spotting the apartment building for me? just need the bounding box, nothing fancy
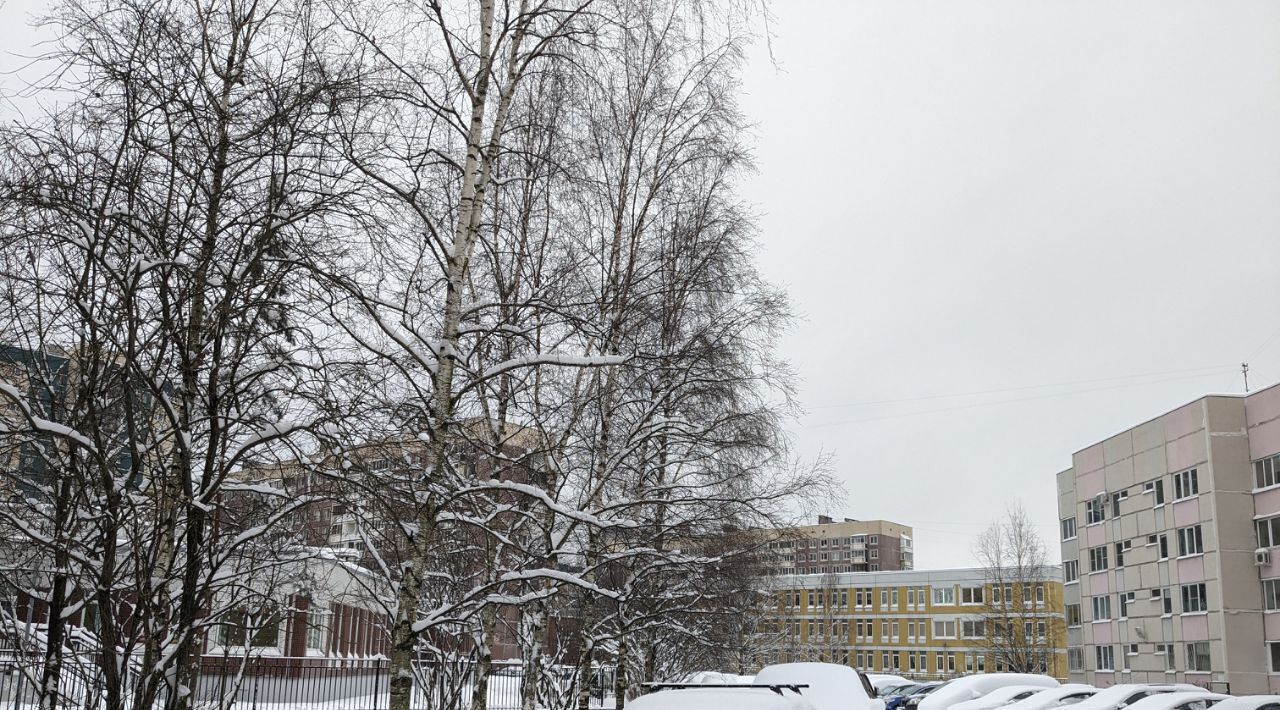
[757,567,1067,679]
[765,516,914,574]
[1056,381,1280,693]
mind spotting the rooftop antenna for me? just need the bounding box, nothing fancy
[1243,362,1251,393]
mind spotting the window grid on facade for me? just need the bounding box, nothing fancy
[1186,641,1210,671]
[1181,583,1207,613]
[1177,525,1204,556]
[1257,454,1280,489]
[1086,494,1106,524]
[1258,516,1280,548]
[1095,645,1115,671]
[1089,545,1109,572]
[1173,468,1199,500]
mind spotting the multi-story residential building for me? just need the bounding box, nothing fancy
[1056,381,1280,693]
[757,567,1067,679]
[765,516,914,574]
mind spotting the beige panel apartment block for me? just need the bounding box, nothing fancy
[1056,385,1280,694]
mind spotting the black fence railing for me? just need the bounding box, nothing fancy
[0,655,617,710]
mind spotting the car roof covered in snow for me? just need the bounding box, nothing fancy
[753,663,876,710]
[1071,685,1207,710]
[629,687,818,710]
[1210,697,1280,710]
[949,685,1061,710]
[1122,692,1232,710]
[918,674,1059,710]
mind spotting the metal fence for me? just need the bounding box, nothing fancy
[0,655,616,710]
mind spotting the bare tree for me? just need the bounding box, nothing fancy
[0,0,366,708]
[972,502,1063,674]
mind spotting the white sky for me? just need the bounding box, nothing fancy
[3,0,1279,568]
[738,0,1280,567]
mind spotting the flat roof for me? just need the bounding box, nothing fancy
[769,565,1063,587]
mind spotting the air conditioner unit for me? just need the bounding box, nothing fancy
[1256,548,1271,567]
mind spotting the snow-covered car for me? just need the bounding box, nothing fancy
[999,686,1097,710]
[900,683,950,710]
[1121,692,1231,710]
[949,685,1063,710]
[684,671,757,685]
[754,662,886,710]
[869,675,913,692]
[1069,685,1206,710]
[918,674,1059,710]
[629,687,818,710]
[1210,697,1280,710]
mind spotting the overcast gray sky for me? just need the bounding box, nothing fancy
[2,0,1278,569]
[738,1,1280,567]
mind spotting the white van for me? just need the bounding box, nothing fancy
[918,674,1059,710]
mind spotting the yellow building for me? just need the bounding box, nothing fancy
[755,567,1067,680]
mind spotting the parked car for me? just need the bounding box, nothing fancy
[630,687,817,710]
[999,686,1097,710]
[754,662,887,710]
[918,674,1059,710]
[869,675,913,692]
[1121,693,1230,710]
[1070,685,1206,710]
[885,684,929,710]
[900,683,949,710]
[1210,697,1280,710]
[880,685,918,699]
[950,685,1062,710]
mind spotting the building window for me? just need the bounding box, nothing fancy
[1270,642,1280,673]
[1066,603,1081,627]
[960,586,984,605]
[1258,516,1280,548]
[1089,546,1109,572]
[1153,480,1165,506]
[1159,534,1169,560]
[220,606,281,649]
[869,535,878,545]
[1064,560,1078,583]
[1086,494,1107,524]
[907,588,915,607]
[933,586,955,605]
[808,591,815,607]
[1256,454,1280,490]
[1091,595,1111,621]
[1264,579,1280,611]
[1119,591,1135,619]
[1177,525,1204,556]
[1186,642,1210,671]
[1067,648,1084,671]
[1112,491,1127,517]
[1095,646,1115,671]
[1157,643,1176,670]
[891,589,898,607]
[305,605,328,650]
[962,620,985,638]
[1115,540,1131,567]
[933,620,956,638]
[1181,583,1207,613]
[1173,468,1199,500]
[1061,517,1077,540]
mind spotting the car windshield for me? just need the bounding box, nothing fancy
[915,686,942,696]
